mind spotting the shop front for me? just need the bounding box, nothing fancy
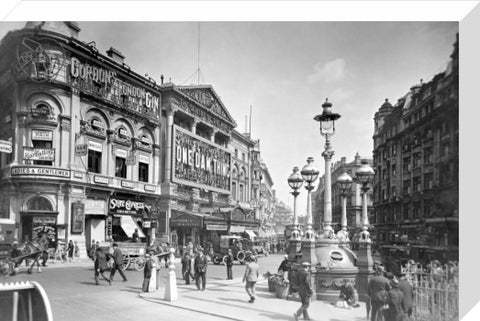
[20,196,59,247]
[108,195,149,243]
[84,198,108,245]
[170,210,203,246]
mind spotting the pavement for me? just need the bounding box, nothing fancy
[21,258,367,321]
[139,277,367,321]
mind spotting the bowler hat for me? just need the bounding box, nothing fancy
[113,243,118,247]
[301,262,311,266]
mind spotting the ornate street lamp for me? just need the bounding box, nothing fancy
[355,160,375,242]
[287,167,303,240]
[314,98,341,237]
[300,157,319,240]
[336,170,353,242]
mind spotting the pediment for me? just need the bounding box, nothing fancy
[175,86,236,125]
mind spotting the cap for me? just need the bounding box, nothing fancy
[284,255,288,259]
[301,262,311,267]
[391,278,399,286]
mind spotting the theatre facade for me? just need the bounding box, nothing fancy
[0,22,162,253]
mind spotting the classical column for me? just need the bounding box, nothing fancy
[164,111,175,183]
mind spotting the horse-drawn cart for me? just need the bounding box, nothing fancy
[0,242,45,277]
[104,242,170,272]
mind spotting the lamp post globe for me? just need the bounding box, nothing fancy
[355,160,375,242]
[288,167,303,240]
[336,171,353,242]
[301,157,319,240]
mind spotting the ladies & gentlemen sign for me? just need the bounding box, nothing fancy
[172,125,231,193]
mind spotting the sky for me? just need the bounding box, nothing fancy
[0,21,458,215]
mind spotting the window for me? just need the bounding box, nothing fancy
[232,182,237,200]
[391,186,396,197]
[88,149,102,173]
[391,164,396,177]
[31,135,53,166]
[138,162,149,182]
[440,143,450,157]
[234,149,238,158]
[242,153,245,162]
[239,184,244,202]
[413,177,421,192]
[403,180,411,195]
[424,148,433,164]
[403,157,411,172]
[423,173,433,190]
[413,153,421,168]
[115,156,127,178]
[403,204,410,220]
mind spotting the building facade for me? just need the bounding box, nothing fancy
[0,22,278,255]
[0,22,162,255]
[312,154,374,242]
[372,35,459,263]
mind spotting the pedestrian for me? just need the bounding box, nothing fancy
[194,248,208,291]
[94,247,111,286]
[226,249,234,280]
[242,255,259,303]
[132,228,139,243]
[182,248,192,284]
[367,266,391,321]
[89,240,96,260]
[109,243,128,282]
[150,250,161,290]
[293,262,313,321]
[277,255,289,276]
[141,253,153,292]
[74,241,80,260]
[397,273,413,320]
[384,278,408,321]
[337,279,360,308]
[38,233,49,267]
[67,240,74,262]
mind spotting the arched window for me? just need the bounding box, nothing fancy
[27,196,53,212]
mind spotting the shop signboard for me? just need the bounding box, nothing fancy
[84,199,106,215]
[23,147,55,161]
[71,202,85,234]
[11,166,70,178]
[75,144,88,156]
[172,125,231,193]
[170,213,202,228]
[31,130,53,141]
[0,140,12,153]
[126,154,137,166]
[109,197,145,215]
[206,224,228,231]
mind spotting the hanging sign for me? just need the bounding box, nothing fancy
[0,140,12,153]
[32,130,53,141]
[23,147,55,161]
[71,202,85,234]
[75,144,88,156]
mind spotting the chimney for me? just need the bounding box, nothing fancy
[24,21,81,39]
[106,47,125,64]
[341,157,346,164]
[160,75,164,85]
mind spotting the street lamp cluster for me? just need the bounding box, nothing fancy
[286,98,375,252]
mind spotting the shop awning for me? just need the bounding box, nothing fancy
[119,215,145,238]
[230,225,245,233]
[245,230,257,238]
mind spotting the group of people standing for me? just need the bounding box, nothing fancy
[367,266,413,321]
[181,247,209,291]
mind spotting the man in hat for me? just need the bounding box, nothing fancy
[384,278,408,321]
[194,248,208,291]
[277,255,289,275]
[294,262,313,321]
[226,248,234,280]
[242,255,259,303]
[182,248,192,284]
[150,250,161,290]
[110,243,128,282]
[367,266,391,321]
[398,273,413,319]
[141,253,153,292]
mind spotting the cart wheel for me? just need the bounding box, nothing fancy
[212,255,222,265]
[237,251,246,264]
[134,257,146,271]
[122,254,131,271]
[222,256,228,266]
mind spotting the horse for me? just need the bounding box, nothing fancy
[13,241,48,274]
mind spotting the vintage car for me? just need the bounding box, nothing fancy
[211,235,252,265]
[250,240,268,256]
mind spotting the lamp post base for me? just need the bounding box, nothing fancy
[300,239,317,266]
[288,238,302,262]
[355,240,374,302]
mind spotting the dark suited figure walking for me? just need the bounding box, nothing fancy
[294,262,313,321]
[141,253,153,292]
[94,247,111,285]
[398,273,413,320]
[384,278,408,321]
[368,266,391,321]
[226,249,234,280]
[109,243,128,282]
[194,248,208,291]
[182,250,192,284]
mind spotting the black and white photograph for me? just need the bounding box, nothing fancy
[0,1,475,321]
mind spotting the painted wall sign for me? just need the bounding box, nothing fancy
[71,202,85,234]
[88,140,103,152]
[94,175,109,184]
[75,144,88,156]
[11,166,70,178]
[126,154,137,166]
[121,180,135,189]
[144,184,156,192]
[69,56,159,117]
[170,213,202,228]
[84,199,106,215]
[31,130,53,141]
[0,140,12,153]
[23,147,55,161]
[139,155,150,164]
[109,197,145,215]
[172,125,231,193]
[116,149,127,158]
[91,119,105,129]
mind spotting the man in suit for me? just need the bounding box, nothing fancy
[242,255,259,303]
[226,249,234,280]
[368,266,392,321]
[109,243,128,282]
[294,262,313,321]
[194,248,208,291]
[182,249,192,284]
[398,273,413,319]
[38,233,50,267]
[94,247,111,286]
[141,253,153,292]
[385,278,408,321]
